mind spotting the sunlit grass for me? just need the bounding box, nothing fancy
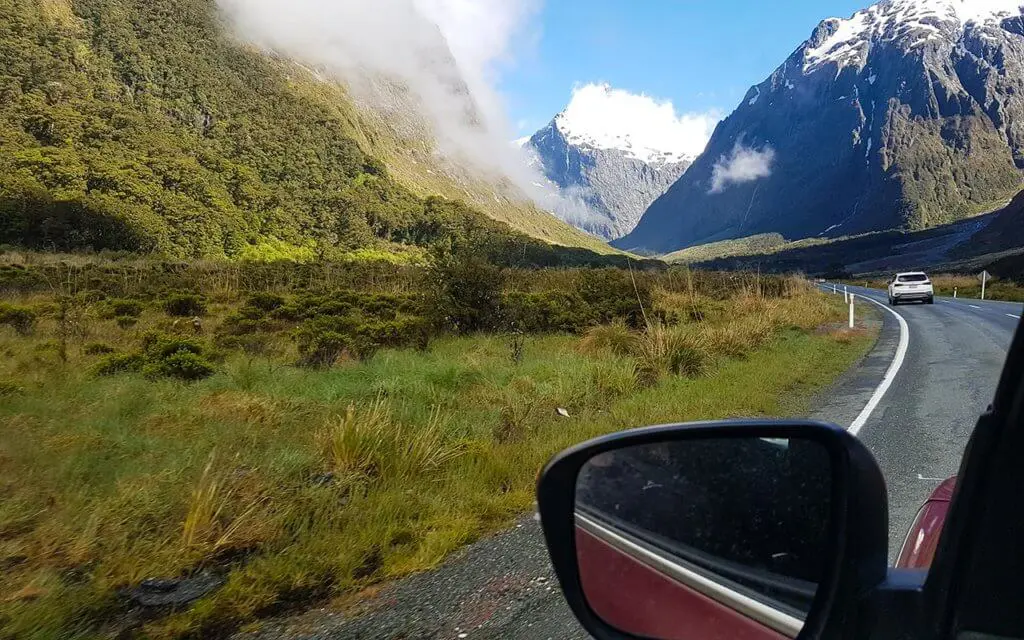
[0,283,875,639]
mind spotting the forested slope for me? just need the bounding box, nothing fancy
[0,0,610,262]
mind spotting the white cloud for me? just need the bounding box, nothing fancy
[709,143,776,193]
[558,83,721,162]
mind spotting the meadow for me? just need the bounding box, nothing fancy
[0,255,876,639]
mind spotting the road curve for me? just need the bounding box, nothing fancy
[822,285,1020,557]
[237,288,1021,639]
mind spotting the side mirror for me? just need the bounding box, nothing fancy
[536,420,888,640]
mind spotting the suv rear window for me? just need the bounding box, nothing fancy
[897,274,929,283]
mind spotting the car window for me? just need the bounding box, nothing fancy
[897,274,929,283]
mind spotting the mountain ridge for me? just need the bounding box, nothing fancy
[616,0,1024,255]
[522,84,701,240]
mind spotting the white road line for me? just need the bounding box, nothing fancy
[847,292,910,437]
[969,305,982,309]
[1008,314,1021,320]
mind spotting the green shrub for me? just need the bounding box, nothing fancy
[575,269,652,329]
[164,293,207,317]
[295,313,431,366]
[100,298,143,319]
[246,292,286,313]
[143,351,216,381]
[428,251,505,333]
[116,315,138,329]
[141,332,205,359]
[83,343,116,356]
[0,303,37,335]
[94,352,146,376]
[503,291,589,333]
[94,333,216,381]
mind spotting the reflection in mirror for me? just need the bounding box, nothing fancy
[574,436,833,640]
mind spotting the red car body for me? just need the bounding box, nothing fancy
[895,476,957,569]
[576,476,957,639]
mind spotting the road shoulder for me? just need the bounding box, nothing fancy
[807,301,897,429]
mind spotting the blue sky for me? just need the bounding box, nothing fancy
[500,1,868,135]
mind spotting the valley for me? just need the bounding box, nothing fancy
[4,0,1024,638]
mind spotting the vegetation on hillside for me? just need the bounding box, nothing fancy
[0,256,875,639]
[0,0,609,262]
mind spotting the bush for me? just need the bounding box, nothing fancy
[141,332,205,359]
[575,269,652,329]
[503,291,589,333]
[94,333,216,381]
[246,293,286,313]
[295,313,431,366]
[83,343,116,356]
[428,251,505,333]
[143,351,216,381]
[100,298,143,319]
[94,352,146,376]
[164,293,207,317]
[116,315,138,329]
[0,303,37,335]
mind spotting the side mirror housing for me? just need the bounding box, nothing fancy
[536,420,888,640]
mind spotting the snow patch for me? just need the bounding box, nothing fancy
[554,83,720,163]
[868,73,877,84]
[803,0,1024,73]
[749,87,761,105]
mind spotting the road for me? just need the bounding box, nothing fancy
[237,288,1021,640]
[816,286,1021,557]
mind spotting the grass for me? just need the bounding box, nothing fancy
[0,272,876,639]
[842,273,1024,302]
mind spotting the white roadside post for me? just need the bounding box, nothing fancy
[954,287,958,299]
[833,283,837,295]
[844,286,849,303]
[849,295,855,329]
[980,270,989,301]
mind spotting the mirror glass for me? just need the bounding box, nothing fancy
[574,436,833,640]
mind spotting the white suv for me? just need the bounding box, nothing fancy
[888,272,934,305]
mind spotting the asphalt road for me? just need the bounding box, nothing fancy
[237,287,1021,640]
[819,286,1021,557]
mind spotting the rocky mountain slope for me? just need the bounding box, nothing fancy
[616,0,1024,255]
[521,84,698,240]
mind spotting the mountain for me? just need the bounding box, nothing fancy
[522,84,700,240]
[0,0,611,260]
[616,0,1024,255]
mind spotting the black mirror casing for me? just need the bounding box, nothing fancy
[536,420,889,640]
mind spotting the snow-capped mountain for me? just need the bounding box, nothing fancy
[616,0,1024,254]
[523,84,714,240]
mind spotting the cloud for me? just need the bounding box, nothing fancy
[560,83,721,160]
[709,143,776,193]
[214,0,543,191]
